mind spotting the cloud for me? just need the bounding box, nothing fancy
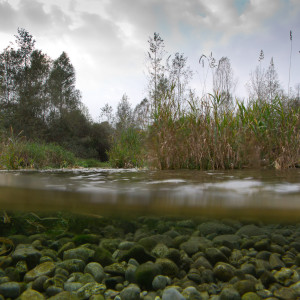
[0,1,18,31]
[0,0,299,119]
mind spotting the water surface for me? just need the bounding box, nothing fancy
[0,168,300,221]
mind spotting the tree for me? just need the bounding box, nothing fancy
[265,57,281,102]
[247,50,266,102]
[0,46,19,123]
[90,121,113,161]
[247,54,282,103]
[100,103,114,124]
[133,98,150,130]
[15,27,36,69]
[147,32,166,116]
[48,52,81,117]
[213,56,236,112]
[168,52,193,106]
[0,29,50,136]
[116,94,133,131]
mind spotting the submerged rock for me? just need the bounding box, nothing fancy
[57,259,85,273]
[152,275,171,290]
[76,282,106,299]
[220,287,241,300]
[84,262,105,283]
[63,246,95,263]
[198,221,235,236]
[236,225,266,237]
[213,262,236,281]
[24,261,56,282]
[93,247,113,267]
[119,245,155,264]
[12,244,41,268]
[135,262,161,290]
[162,287,185,300]
[20,289,45,300]
[0,281,21,298]
[120,284,141,300]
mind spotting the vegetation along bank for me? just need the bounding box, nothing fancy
[0,29,299,170]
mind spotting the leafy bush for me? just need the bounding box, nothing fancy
[108,128,145,168]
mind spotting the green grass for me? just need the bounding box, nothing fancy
[0,129,107,170]
[108,127,145,168]
[75,158,111,168]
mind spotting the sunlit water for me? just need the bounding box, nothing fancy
[1,168,300,221]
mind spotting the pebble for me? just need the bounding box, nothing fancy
[152,275,170,290]
[162,287,185,300]
[0,281,20,298]
[76,282,106,299]
[119,284,141,300]
[84,262,106,283]
[24,262,56,282]
[2,215,300,300]
[19,289,45,300]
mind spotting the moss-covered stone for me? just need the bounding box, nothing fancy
[135,262,161,290]
[24,262,56,282]
[93,247,113,267]
[119,245,155,264]
[73,234,100,246]
[155,258,179,277]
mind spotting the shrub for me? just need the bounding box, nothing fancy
[0,129,76,169]
[108,128,145,168]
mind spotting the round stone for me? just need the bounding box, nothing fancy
[76,282,106,299]
[152,275,170,290]
[84,262,106,283]
[213,262,236,281]
[0,282,20,298]
[24,262,56,282]
[220,287,241,300]
[120,284,141,300]
[20,289,45,300]
[162,287,185,300]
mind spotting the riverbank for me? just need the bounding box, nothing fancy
[109,97,300,170]
[1,213,300,299]
[0,133,109,170]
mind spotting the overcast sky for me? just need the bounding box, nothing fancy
[0,0,299,120]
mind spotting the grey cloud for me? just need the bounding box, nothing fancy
[18,0,52,28]
[0,1,18,31]
[0,0,74,40]
[67,10,143,77]
[70,11,121,51]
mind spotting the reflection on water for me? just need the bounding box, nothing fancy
[0,168,300,221]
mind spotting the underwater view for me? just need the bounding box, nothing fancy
[0,169,300,299]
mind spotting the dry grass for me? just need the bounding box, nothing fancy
[147,92,300,170]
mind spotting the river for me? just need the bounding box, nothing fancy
[0,168,300,221]
[1,168,300,299]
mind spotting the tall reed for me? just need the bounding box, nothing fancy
[147,92,300,170]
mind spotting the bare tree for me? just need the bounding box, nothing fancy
[100,103,114,124]
[247,50,267,102]
[213,56,236,112]
[265,57,281,102]
[116,94,133,131]
[247,54,282,103]
[168,52,193,107]
[147,32,166,117]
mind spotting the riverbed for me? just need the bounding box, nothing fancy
[0,168,300,299]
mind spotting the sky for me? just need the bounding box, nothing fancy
[0,0,299,120]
